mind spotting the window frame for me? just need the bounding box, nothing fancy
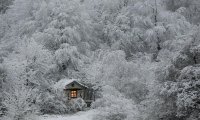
[70,90,77,98]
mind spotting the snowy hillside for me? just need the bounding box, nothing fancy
[1,0,200,120]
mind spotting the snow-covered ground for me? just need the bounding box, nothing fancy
[39,110,97,120]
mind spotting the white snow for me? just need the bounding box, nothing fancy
[39,110,97,120]
[54,79,76,90]
[54,78,88,90]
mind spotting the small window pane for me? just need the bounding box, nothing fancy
[71,90,77,98]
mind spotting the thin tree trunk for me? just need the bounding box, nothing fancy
[154,0,161,61]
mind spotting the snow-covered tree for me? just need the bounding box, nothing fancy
[1,0,200,119]
[0,0,13,14]
[2,83,38,120]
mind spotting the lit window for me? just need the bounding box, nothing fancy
[71,90,77,98]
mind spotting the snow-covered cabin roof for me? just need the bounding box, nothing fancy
[54,78,88,90]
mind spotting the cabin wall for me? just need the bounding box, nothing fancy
[64,89,85,100]
[64,88,95,107]
[77,90,84,98]
[64,89,95,100]
[65,90,70,99]
[84,89,95,100]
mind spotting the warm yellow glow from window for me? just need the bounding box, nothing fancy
[71,90,77,98]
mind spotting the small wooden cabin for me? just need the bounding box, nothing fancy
[56,79,95,107]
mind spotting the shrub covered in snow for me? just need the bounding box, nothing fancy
[91,85,140,120]
[37,89,69,114]
[67,98,87,113]
[37,88,87,114]
[2,84,38,120]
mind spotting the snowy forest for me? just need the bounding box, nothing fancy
[0,0,200,120]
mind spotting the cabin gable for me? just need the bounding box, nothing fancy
[64,81,87,90]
